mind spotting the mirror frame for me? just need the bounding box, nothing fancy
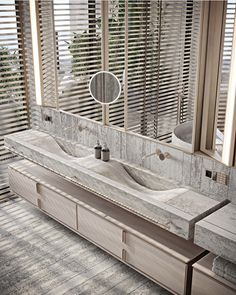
[89,71,122,105]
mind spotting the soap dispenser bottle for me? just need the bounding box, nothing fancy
[94,140,102,159]
[101,143,110,162]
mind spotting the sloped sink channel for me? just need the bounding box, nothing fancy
[77,156,186,203]
[5,129,225,239]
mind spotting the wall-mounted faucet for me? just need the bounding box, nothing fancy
[142,148,171,162]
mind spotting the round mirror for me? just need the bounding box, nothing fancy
[89,71,121,104]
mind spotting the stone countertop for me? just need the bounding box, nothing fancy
[4,129,226,240]
[194,203,236,264]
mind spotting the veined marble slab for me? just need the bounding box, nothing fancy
[212,256,236,285]
[5,130,225,240]
[194,203,236,263]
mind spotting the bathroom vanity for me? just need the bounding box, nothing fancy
[4,130,226,240]
[5,129,234,295]
[9,159,206,295]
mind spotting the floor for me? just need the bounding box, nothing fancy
[0,197,171,295]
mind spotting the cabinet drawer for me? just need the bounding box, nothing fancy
[38,184,77,229]
[124,232,186,295]
[192,268,236,295]
[77,206,123,258]
[9,168,38,206]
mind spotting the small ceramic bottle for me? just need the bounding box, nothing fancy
[101,143,110,162]
[94,140,102,159]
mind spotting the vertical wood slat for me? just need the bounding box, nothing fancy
[200,1,227,152]
[216,2,236,133]
[222,9,236,166]
[101,0,110,125]
[192,1,209,152]
[124,0,129,130]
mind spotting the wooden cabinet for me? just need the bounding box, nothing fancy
[124,232,187,295]
[8,161,207,295]
[192,254,236,295]
[77,206,123,259]
[37,184,77,230]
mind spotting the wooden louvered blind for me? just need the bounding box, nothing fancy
[0,1,29,160]
[0,0,30,198]
[217,1,236,133]
[52,0,103,120]
[38,0,201,142]
[126,0,201,141]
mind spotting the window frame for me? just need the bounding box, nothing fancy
[197,0,236,166]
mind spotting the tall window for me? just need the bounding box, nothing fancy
[126,0,200,141]
[0,0,30,198]
[36,0,201,143]
[54,0,103,121]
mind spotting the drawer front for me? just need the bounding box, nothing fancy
[192,269,236,295]
[38,184,77,229]
[124,232,186,295]
[77,206,123,258]
[9,168,38,205]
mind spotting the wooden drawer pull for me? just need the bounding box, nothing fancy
[37,198,42,209]
[122,230,126,243]
[36,182,40,194]
[122,249,126,261]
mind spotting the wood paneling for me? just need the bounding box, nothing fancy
[38,184,77,230]
[124,232,187,295]
[77,205,123,259]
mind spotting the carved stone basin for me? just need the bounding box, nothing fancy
[27,133,184,200]
[27,133,91,159]
[76,156,186,203]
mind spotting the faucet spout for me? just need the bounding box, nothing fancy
[141,151,157,161]
[142,148,171,162]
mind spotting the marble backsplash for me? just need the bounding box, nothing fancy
[34,106,236,204]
